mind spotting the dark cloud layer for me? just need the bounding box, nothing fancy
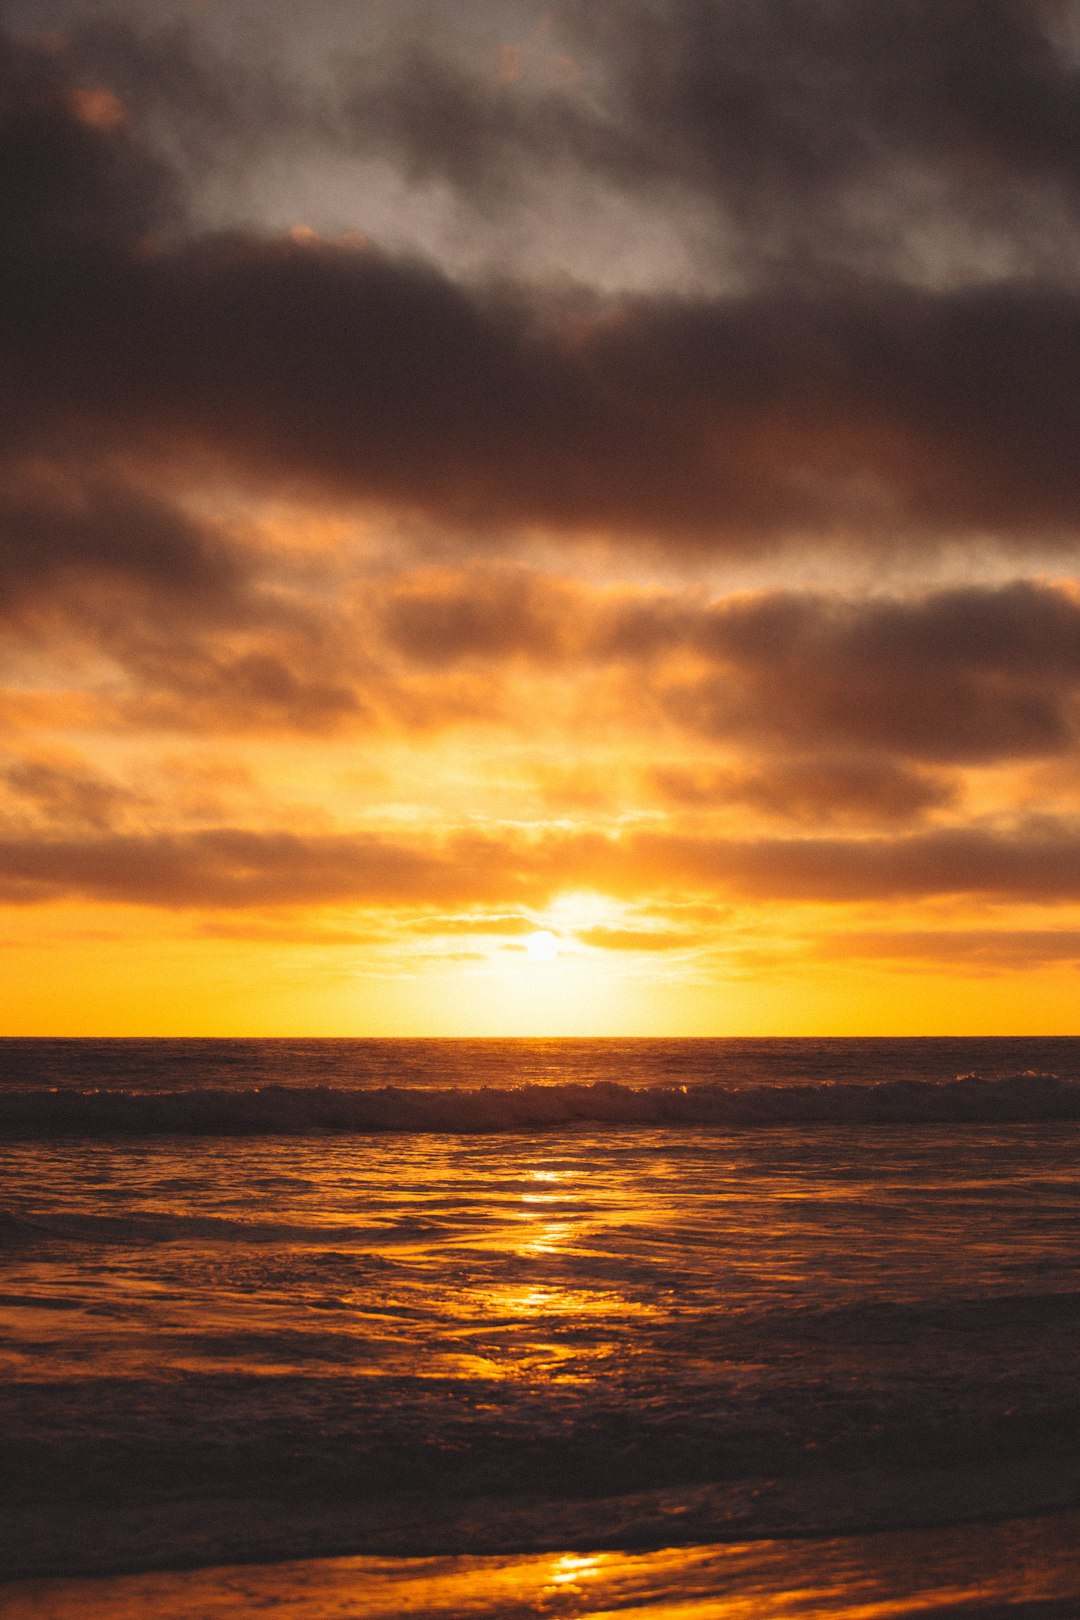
[651,759,955,827]
[25,0,1080,275]
[12,233,1080,547]
[0,752,140,831]
[377,573,1080,768]
[0,471,244,613]
[0,826,533,908]
[0,15,178,250]
[661,580,1080,764]
[340,0,1080,271]
[5,817,1080,911]
[7,484,1080,777]
[628,822,1080,905]
[7,19,1080,549]
[3,2,1080,969]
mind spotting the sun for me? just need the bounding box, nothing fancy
[525,929,561,963]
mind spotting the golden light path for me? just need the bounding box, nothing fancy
[7,1509,1080,1618]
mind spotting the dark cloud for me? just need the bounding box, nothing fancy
[0,826,544,909]
[13,236,1080,548]
[0,22,178,251]
[6,520,1077,771]
[4,438,1079,776]
[21,1,1080,280]
[0,462,371,734]
[665,580,1080,764]
[0,752,139,831]
[565,0,1080,247]
[16,236,1080,550]
[379,569,580,669]
[626,821,1080,905]
[0,469,245,614]
[330,0,1080,277]
[334,29,630,214]
[113,638,367,734]
[651,759,956,826]
[63,12,323,180]
[4,816,1080,912]
[10,17,1080,550]
[375,572,1080,768]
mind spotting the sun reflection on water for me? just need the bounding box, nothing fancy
[518,1219,572,1256]
[15,1520,1080,1619]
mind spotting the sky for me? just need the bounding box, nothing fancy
[3,0,1080,1034]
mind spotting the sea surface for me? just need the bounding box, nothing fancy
[3,1036,1080,1617]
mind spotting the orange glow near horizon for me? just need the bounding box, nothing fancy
[4,889,1080,1036]
[4,523,1080,1035]
[6,5,1080,1035]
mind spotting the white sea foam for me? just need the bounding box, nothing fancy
[2,1071,1078,1136]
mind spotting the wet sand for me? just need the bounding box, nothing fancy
[4,1507,1080,1619]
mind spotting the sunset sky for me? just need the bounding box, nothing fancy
[4,0,1080,1033]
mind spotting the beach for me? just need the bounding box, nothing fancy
[8,1510,1080,1619]
[4,1038,1080,1614]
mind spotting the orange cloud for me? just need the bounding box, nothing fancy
[5,10,1080,1032]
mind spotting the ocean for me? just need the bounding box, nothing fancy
[3,1036,1080,1618]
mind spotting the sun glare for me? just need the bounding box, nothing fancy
[525,929,562,962]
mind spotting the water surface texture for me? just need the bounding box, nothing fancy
[3,1038,1080,1614]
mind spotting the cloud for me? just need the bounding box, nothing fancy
[0,21,180,257]
[112,639,367,734]
[3,2,1080,995]
[0,826,539,909]
[11,17,1080,552]
[661,580,1080,764]
[650,759,956,826]
[818,928,1080,971]
[409,912,538,936]
[377,567,581,669]
[0,750,141,832]
[4,815,1080,913]
[625,822,1080,905]
[373,570,1080,768]
[14,237,1080,549]
[4,418,1079,780]
[63,11,326,178]
[0,463,367,735]
[573,0,1080,250]
[0,468,246,617]
[27,2,1080,285]
[6,494,1080,775]
[325,0,1080,282]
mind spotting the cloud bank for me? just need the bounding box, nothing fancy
[3,2,1080,1023]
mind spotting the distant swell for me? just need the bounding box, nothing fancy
[2,1073,1080,1137]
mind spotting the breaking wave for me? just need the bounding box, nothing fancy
[2,1072,1079,1137]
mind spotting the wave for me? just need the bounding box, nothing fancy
[9,1469,1080,1582]
[2,1072,1080,1137]
[0,1206,374,1248]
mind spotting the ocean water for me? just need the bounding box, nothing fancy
[3,1036,1080,1617]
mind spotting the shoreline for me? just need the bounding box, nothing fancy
[5,1461,1080,1586]
[5,1505,1080,1619]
